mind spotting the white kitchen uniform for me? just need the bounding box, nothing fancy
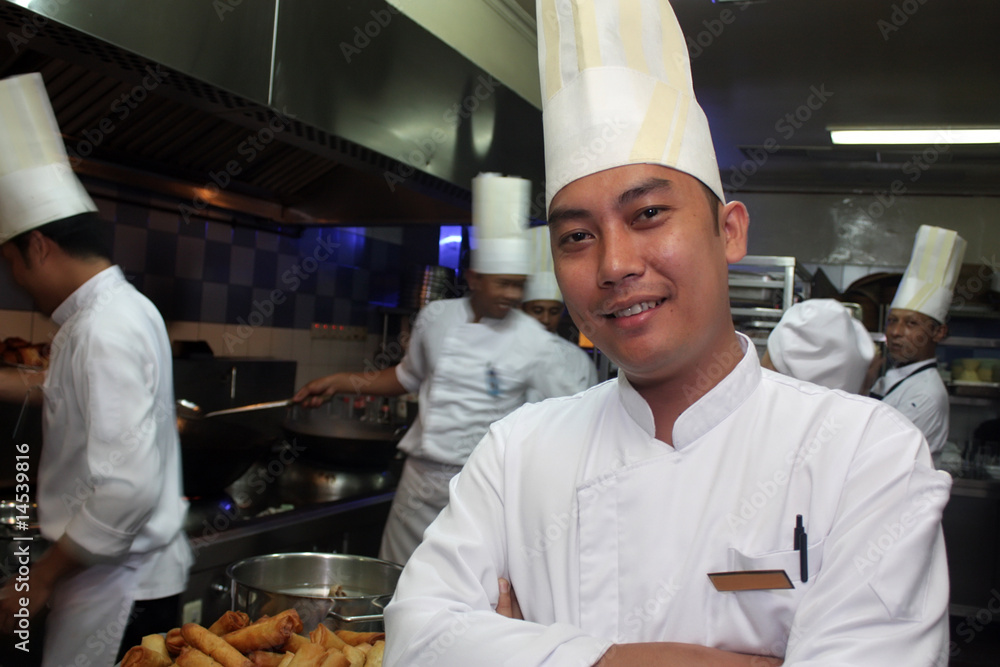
[39,266,191,667]
[385,334,951,666]
[527,334,598,404]
[380,296,589,564]
[870,360,949,464]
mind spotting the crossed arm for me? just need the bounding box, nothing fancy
[496,578,783,667]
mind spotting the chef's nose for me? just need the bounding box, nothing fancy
[597,226,643,287]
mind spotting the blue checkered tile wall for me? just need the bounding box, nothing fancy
[0,190,439,332]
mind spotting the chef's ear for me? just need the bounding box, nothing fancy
[21,230,50,268]
[932,322,948,343]
[720,200,749,265]
[466,269,482,292]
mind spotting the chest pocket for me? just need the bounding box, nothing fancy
[728,538,825,586]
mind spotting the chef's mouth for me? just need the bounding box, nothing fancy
[605,299,666,319]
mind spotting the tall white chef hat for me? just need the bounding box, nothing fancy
[890,225,967,323]
[767,299,875,394]
[0,73,97,244]
[470,172,532,275]
[536,0,724,212]
[524,224,562,303]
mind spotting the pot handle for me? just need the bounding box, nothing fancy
[326,594,391,624]
[326,610,386,624]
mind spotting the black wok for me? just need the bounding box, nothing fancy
[177,403,283,497]
[283,405,405,469]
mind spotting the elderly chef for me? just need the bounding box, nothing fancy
[293,172,589,566]
[383,1,951,665]
[761,298,874,393]
[0,73,191,666]
[870,225,966,466]
[523,224,598,402]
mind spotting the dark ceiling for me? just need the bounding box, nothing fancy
[0,0,997,233]
[665,0,1000,196]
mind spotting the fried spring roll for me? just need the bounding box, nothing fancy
[277,654,295,667]
[208,611,252,635]
[223,610,300,652]
[181,622,253,667]
[249,651,292,667]
[309,624,347,651]
[166,627,188,655]
[285,643,328,667]
[341,645,366,667]
[141,633,172,661]
[334,631,385,647]
[363,641,384,667]
[318,650,350,667]
[120,646,173,667]
[176,646,226,667]
[282,633,310,652]
[354,643,372,654]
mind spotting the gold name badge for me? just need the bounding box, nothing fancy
[708,569,794,592]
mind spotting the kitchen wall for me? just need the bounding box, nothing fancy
[740,191,1000,292]
[0,182,445,388]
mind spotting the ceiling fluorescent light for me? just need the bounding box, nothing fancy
[829,127,1000,145]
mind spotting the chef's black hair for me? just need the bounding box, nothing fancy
[700,182,722,236]
[10,212,111,262]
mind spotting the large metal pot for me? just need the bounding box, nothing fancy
[227,552,402,631]
[283,402,405,469]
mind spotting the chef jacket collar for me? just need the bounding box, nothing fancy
[881,358,938,386]
[51,265,126,327]
[617,332,760,450]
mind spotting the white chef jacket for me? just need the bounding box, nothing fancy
[870,359,949,462]
[393,297,591,465]
[384,334,951,667]
[526,334,598,404]
[381,297,591,565]
[40,266,191,666]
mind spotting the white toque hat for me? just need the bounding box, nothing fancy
[891,225,967,323]
[470,172,532,275]
[536,0,725,212]
[767,299,875,393]
[0,73,97,244]
[524,225,562,303]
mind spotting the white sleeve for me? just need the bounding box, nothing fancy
[384,417,611,667]
[528,338,597,401]
[784,411,952,665]
[394,307,431,393]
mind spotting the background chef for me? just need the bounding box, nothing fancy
[870,224,966,467]
[383,0,951,664]
[761,298,874,393]
[0,73,191,667]
[293,173,590,566]
[522,224,598,402]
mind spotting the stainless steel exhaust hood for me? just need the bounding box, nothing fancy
[0,0,545,227]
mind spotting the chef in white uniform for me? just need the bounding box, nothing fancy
[0,73,191,666]
[523,225,598,402]
[383,1,951,665]
[870,225,966,466]
[294,173,588,566]
[761,299,874,393]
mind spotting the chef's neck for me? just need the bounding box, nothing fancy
[40,254,112,316]
[626,332,744,444]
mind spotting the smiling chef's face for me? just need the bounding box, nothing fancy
[467,271,527,321]
[548,164,749,387]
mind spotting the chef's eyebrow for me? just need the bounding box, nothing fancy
[547,177,675,225]
[618,178,673,207]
